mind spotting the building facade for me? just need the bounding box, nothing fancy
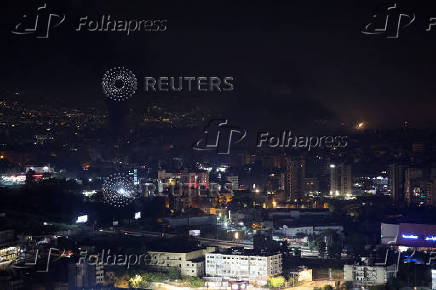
[344,263,396,287]
[68,262,103,289]
[389,163,406,202]
[285,156,305,201]
[330,163,352,197]
[147,248,215,277]
[205,250,282,283]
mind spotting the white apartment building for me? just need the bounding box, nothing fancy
[344,263,396,287]
[148,247,215,277]
[276,224,344,237]
[205,250,282,283]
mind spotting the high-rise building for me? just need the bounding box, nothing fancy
[304,177,320,196]
[404,167,424,204]
[68,262,103,289]
[404,167,436,206]
[284,156,305,202]
[265,172,285,195]
[389,164,406,202]
[329,163,351,197]
[430,178,436,207]
[308,156,331,196]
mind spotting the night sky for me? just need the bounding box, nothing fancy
[3,0,436,133]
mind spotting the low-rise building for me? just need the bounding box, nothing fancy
[344,258,396,287]
[205,248,282,284]
[163,215,217,227]
[381,221,436,247]
[0,230,18,268]
[148,247,215,277]
[275,224,344,237]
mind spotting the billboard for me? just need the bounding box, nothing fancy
[76,215,88,224]
[189,230,201,237]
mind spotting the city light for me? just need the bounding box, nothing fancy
[189,230,201,237]
[272,200,277,208]
[2,4,435,288]
[0,175,26,186]
[82,190,97,197]
[425,236,436,241]
[356,121,366,130]
[76,215,88,224]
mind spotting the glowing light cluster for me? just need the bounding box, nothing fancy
[102,67,137,102]
[402,234,418,240]
[102,172,137,207]
[76,215,88,223]
[425,236,436,241]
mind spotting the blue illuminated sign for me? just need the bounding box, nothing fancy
[402,234,418,239]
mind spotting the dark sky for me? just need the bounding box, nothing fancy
[2,0,436,132]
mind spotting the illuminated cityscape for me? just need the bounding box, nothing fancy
[2,1,436,289]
